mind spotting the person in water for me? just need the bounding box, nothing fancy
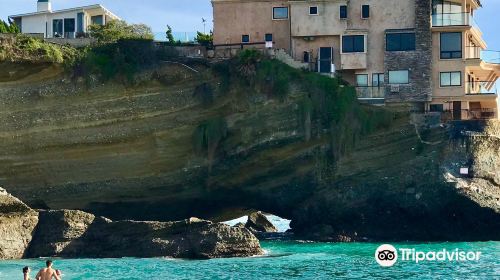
[35,260,61,280]
[23,266,31,280]
[55,270,62,279]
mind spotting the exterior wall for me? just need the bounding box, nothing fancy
[290,1,348,37]
[291,36,341,70]
[289,0,416,85]
[431,30,467,99]
[384,0,433,103]
[212,0,290,51]
[21,14,48,36]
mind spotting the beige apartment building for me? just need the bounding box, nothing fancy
[212,0,500,120]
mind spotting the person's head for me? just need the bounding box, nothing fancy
[23,266,30,274]
[46,260,53,268]
[56,269,61,276]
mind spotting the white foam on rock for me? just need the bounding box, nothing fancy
[223,214,291,232]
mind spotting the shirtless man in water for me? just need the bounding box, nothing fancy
[35,260,61,280]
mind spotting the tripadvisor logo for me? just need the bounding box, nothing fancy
[375,244,482,267]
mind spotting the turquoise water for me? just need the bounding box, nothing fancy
[0,241,498,279]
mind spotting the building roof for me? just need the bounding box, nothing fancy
[9,4,120,20]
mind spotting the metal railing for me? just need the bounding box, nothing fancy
[355,86,385,99]
[429,109,498,121]
[432,13,479,28]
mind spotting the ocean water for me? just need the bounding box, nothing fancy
[0,241,498,279]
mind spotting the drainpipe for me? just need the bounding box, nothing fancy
[289,3,292,57]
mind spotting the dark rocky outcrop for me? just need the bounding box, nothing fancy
[0,187,38,259]
[0,189,262,260]
[245,212,278,233]
[26,210,262,259]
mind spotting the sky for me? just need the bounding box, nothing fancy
[0,0,498,50]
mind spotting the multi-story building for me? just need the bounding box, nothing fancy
[212,0,500,120]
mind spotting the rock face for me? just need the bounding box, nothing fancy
[0,187,38,259]
[27,211,262,259]
[245,212,278,233]
[0,189,262,260]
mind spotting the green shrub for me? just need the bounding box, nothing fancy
[89,20,154,44]
[192,117,228,173]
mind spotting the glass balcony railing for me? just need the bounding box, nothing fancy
[432,13,479,28]
[466,46,500,64]
[465,81,498,96]
[355,86,385,99]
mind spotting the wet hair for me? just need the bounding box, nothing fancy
[23,266,29,273]
[46,260,53,267]
[56,269,61,275]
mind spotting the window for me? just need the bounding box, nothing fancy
[372,73,384,87]
[265,33,273,42]
[273,7,289,19]
[242,35,250,43]
[362,5,370,19]
[342,35,364,53]
[388,70,409,84]
[91,15,103,25]
[53,19,63,37]
[386,33,416,51]
[440,71,461,86]
[429,104,444,112]
[440,32,462,59]
[303,51,311,63]
[64,18,75,33]
[340,5,348,19]
[309,6,318,15]
[356,74,369,86]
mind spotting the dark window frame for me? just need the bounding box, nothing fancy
[273,7,289,20]
[440,71,462,87]
[362,5,370,19]
[386,33,416,51]
[309,6,319,15]
[440,32,462,59]
[242,34,250,43]
[63,18,75,33]
[340,5,348,19]
[342,35,365,53]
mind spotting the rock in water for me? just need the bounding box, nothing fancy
[26,212,262,259]
[245,212,278,233]
[0,187,39,259]
[0,188,262,259]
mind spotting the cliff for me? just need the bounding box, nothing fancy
[0,53,498,242]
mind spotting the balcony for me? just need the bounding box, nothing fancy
[356,86,385,104]
[340,53,367,70]
[465,81,498,96]
[465,46,500,63]
[432,13,479,30]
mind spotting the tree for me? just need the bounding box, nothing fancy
[166,25,176,44]
[89,20,154,44]
[195,31,213,48]
[0,19,20,34]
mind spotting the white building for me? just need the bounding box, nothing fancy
[9,0,120,39]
